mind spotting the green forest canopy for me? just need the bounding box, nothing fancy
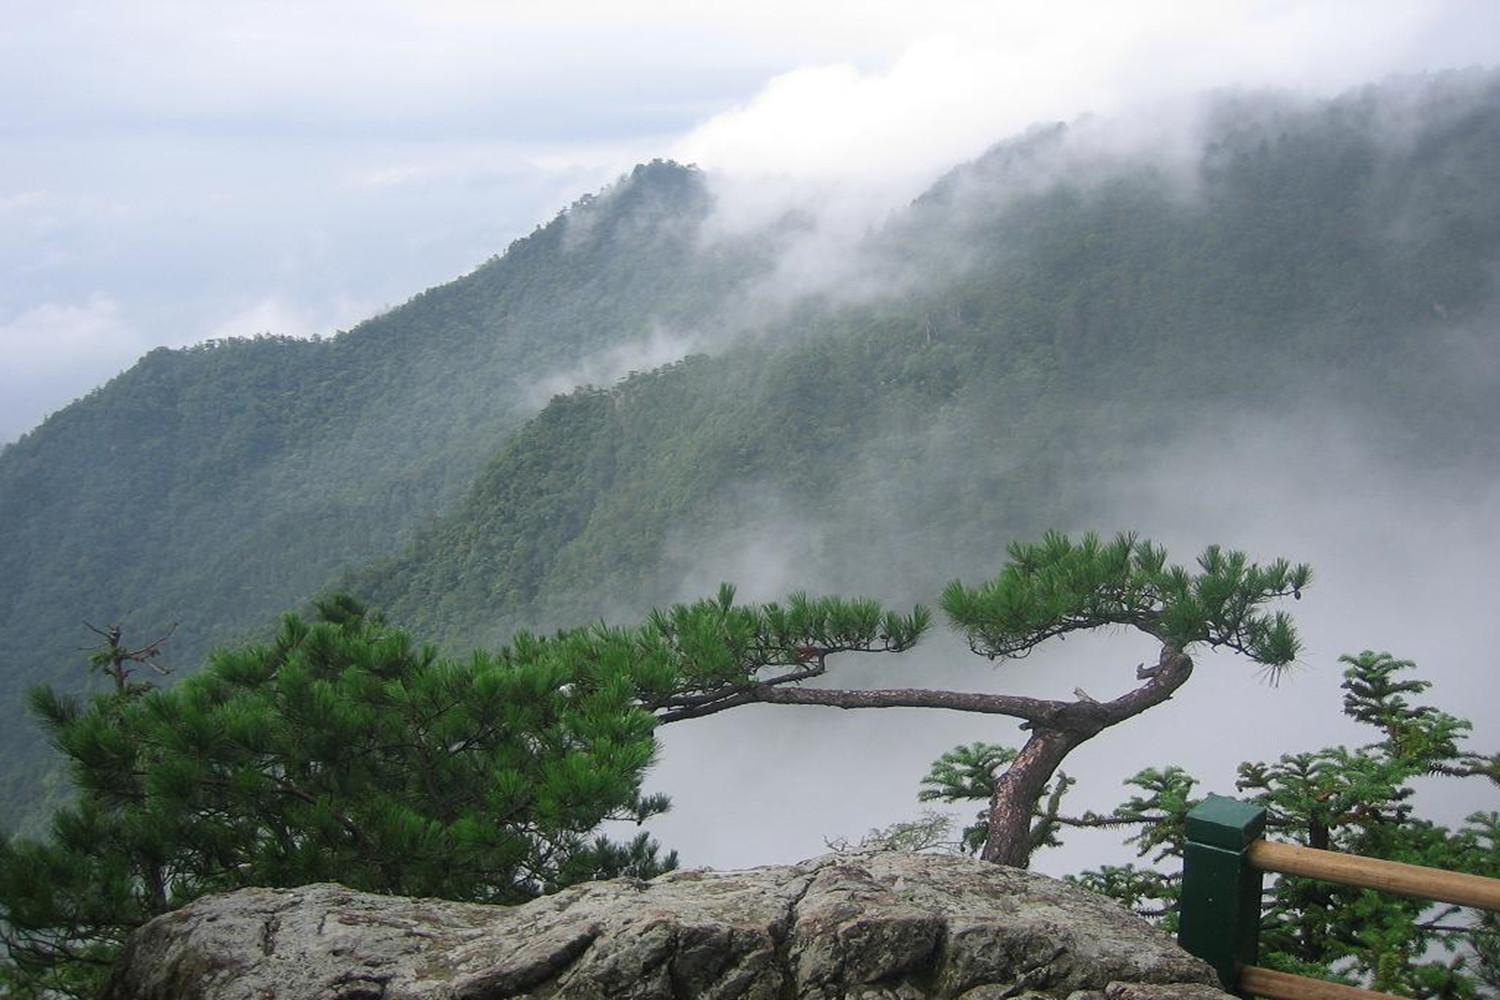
[1,73,1498,843]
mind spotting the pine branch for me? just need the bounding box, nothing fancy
[655,683,1066,725]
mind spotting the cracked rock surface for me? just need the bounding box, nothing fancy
[101,852,1229,1000]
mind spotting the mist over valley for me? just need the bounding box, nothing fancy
[3,71,1496,869]
[3,14,1500,986]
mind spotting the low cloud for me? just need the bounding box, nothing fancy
[523,324,712,409]
[634,389,1500,875]
[676,1,1494,189]
[673,0,1500,302]
[7,1,1500,443]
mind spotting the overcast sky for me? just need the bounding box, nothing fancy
[4,0,1500,443]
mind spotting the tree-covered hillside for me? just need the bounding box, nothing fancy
[3,73,1499,833]
[352,74,1500,652]
[0,161,768,825]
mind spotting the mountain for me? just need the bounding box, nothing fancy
[0,160,768,822]
[3,72,1499,830]
[351,73,1500,651]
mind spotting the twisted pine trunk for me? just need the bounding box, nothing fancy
[981,728,1089,867]
[654,645,1197,870]
[981,647,1195,868]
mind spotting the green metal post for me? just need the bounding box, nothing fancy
[1179,795,1266,992]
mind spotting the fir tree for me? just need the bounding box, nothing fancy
[920,652,1500,995]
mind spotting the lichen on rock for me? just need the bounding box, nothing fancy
[101,853,1230,1000]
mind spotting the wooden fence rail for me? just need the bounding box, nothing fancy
[1176,795,1500,1000]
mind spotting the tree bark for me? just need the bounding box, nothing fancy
[980,646,1194,866]
[655,684,1061,726]
[655,644,1196,869]
[981,727,1088,867]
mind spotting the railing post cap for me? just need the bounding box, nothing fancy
[1186,794,1267,850]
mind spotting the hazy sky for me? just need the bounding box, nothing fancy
[4,0,1500,443]
[643,410,1500,875]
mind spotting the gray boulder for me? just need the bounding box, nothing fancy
[102,852,1229,1000]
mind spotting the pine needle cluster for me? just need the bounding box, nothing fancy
[941,531,1309,670]
[0,597,674,999]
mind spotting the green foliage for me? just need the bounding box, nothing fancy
[0,598,676,999]
[918,743,1019,854]
[0,580,934,995]
[0,161,762,832]
[4,74,1500,840]
[914,652,1498,991]
[1073,652,1497,995]
[335,74,1499,671]
[640,583,930,688]
[922,742,1019,803]
[940,531,1310,667]
[643,534,1304,870]
[918,742,1216,870]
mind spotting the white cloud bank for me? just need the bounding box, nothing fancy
[674,0,1500,233]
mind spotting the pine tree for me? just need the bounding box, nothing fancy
[646,531,1308,867]
[0,597,675,999]
[0,532,1312,995]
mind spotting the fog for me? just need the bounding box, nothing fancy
[523,324,712,410]
[9,1,1500,442]
[634,400,1500,878]
[601,79,1500,877]
[4,0,1497,902]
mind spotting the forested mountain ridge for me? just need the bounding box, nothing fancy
[0,160,766,823]
[3,72,1499,832]
[352,74,1500,650]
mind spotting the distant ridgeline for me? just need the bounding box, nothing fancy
[0,160,760,824]
[3,73,1500,828]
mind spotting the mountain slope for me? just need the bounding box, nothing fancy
[0,161,766,822]
[353,73,1500,650]
[3,74,1499,831]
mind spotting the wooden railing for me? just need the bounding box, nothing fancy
[1177,795,1500,1000]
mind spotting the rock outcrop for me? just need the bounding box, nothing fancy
[102,852,1229,1000]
